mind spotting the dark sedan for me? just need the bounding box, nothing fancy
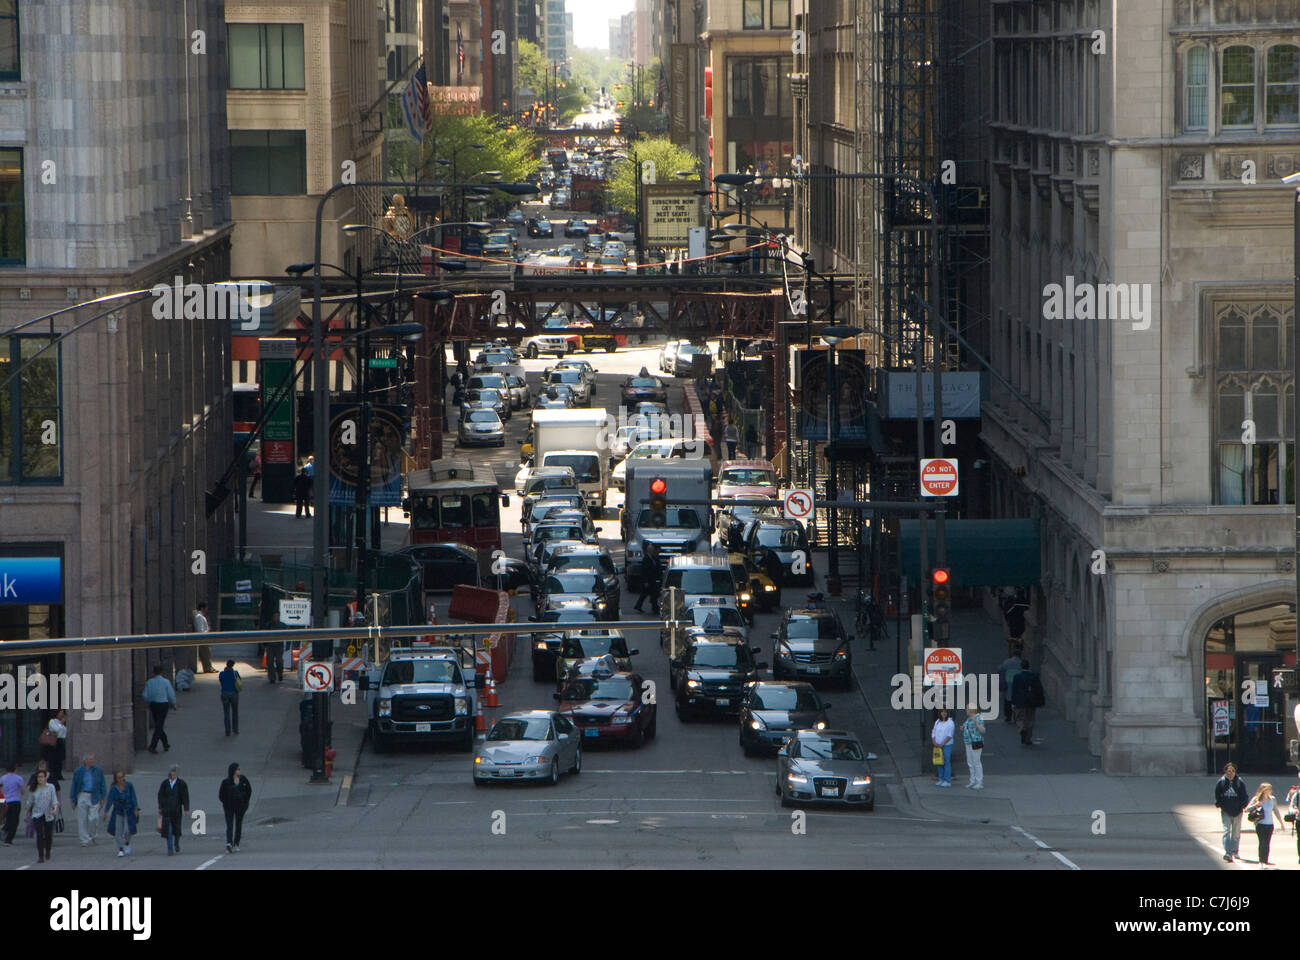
[621,373,669,409]
[540,571,621,620]
[777,729,874,810]
[671,637,767,721]
[564,218,590,238]
[745,518,814,586]
[482,556,541,605]
[555,671,656,748]
[395,543,480,592]
[737,681,831,756]
[772,608,854,688]
[527,217,554,238]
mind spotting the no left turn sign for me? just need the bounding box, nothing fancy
[920,458,959,497]
[303,662,335,692]
[783,488,814,520]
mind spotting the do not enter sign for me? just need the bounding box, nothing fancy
[923,647,963,685]
[920,458,959,497]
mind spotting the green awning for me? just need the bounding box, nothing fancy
[899,518,1040,588]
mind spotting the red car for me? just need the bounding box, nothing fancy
[554,669,658,748]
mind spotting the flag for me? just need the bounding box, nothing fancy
[457,27,464,83]
[402,63,431,142]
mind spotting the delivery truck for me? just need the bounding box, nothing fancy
[524,407,612,511]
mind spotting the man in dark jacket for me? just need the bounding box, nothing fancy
[1213,762,1249,862]
[1009,659,1043,745]
[218,762,253,853]
[633,541,661,614]
[157,764,190,856]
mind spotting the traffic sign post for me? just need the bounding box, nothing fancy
[782,488,814,521]
[922,647,963,686]
[919,458,959,497]
[303,661,335,692]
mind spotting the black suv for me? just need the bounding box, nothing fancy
[738,681,831,756]
[671,636,767,721]
[771,607,854,689]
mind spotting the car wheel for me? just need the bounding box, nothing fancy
[548,758,560,785]
[371,729,389,754]
[863,800,874,812]
[532,663,549,682]
[740,734,755,758]
[630,723,645,749]
[645,713,657,740]
[675,704,689,723]
[780,793,794,809]
[571,747,582,774]
[527,345,538,359]
[606,344,617,353]
[474,778,487,787]
[459,724,475,752]
[840,673,854,692]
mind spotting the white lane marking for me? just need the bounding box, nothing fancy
[523,797,763,803]
[586,819,619,824]
[426,801,475,805]
[1010,824,1081,870]
[197,855,224,871]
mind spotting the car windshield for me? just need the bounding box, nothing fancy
[691,606,744,629]
[668,569,735,595]
[466,409,500,424]
[720,468,776,486]
[786,617,841,639]
[561,677,635,701]
[542,609,598,624]
[795,737,864,761]
[679,345,706,356]
[548,370,582,384]
[689,644,750,668]
[525,475,575,495]
[468,389,502,403]
[545,454,599,483]
[537,525,586,542]
[552,553,616,576]
[627,441,675,459]
[750,687,820,711]
[530,499,582,521]
[638,507,702,528]
[560,636,627,658]
[545,574,603,594]
[487,717,552,741]
[381,660,461,685]
[628,377,659,388]
[755,526,806,549]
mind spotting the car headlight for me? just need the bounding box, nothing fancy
[833,647,848,661]
[750,719,763,730]
[611,715,633,725]
[474,756,488,765]
[454,698,468,714]
[815,721,827,730]
[786,773,808,784]
[763,584,777,592]
[686,679,701,689]
[378,699,391,717]
[739,592,752,602]
[852,776,872,786]
[536,641,548,651]
[777,645,794,660]
[526,755,547,765]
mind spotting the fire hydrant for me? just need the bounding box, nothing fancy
[324,747,336,779]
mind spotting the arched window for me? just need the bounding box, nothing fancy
[1266,44,1299,126]
[1221,45,1256,128]
[1185,45,1209,130]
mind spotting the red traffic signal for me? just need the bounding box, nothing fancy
[650,478,667,495]
[931,568,950,585]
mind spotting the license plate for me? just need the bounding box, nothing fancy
[715,698,730,707]
[819,787,838,797]
[805,665,822,674]
[415,723,432,732]
[584,728,600,737]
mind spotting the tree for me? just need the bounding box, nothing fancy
[607,136,701,216]
[518,39,589,123]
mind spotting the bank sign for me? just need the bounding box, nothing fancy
[0,557,63,604]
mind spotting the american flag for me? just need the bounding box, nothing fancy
[402,63,431,142]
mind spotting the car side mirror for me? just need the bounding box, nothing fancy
[558,732,570,740]
[529,616,539,622]
[628,649,639,657]
[770,632,779,640]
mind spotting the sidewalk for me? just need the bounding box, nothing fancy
[824,585,1300,870]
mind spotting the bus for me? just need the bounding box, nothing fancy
[403,458,508,574]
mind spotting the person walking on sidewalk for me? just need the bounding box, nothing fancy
[143,665,178,753]
[193,601,215,674]
[157,764,190,856]
[1243,782,1285,866]
[219,659,242,735]
[1,762,23,845]
[999,646,1023,723]
[105,770,139,857]
[1214,762,1249,862]
[1010,659,1044,745]
[248,450,262,498]
[931,708,955,787]
[24,768,58,864]
[294,466,312,517]
[218,762,252,853]
[69,754,106,847]
[265,641,284,683]
[42,709,68,784]
[722,421,740,460]
[633,541,661,614]
[962,705,986,789]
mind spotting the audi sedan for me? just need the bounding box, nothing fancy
[777,729,874,810]
[473,711,582,785]
[737,681,831,756]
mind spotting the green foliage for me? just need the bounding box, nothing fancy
[607,137,701,215]
[517,39,589,123]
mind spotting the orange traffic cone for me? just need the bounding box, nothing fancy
[475,694,487,732]
[486,675,500,708]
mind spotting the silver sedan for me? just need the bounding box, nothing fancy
[776,729,874,810]
[474,710,582,785]
[457,408,505,446]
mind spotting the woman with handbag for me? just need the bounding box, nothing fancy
[962,704,986,789]
[1243,782,1285,866]
[24,768,59,863]
[931,708,955,788]
[105,770,140,857]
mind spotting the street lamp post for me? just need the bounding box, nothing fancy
[820,325,859,596]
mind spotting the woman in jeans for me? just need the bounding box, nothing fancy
[1244,782,1285,866]
[218,762,252,853]
[105,770,139,857]
[962,705,986,789]
[931,708,955,787]
[25,768,59,863]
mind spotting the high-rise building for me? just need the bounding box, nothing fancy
[610,18,628,59]
[519,0,541,45]
[544,0,567,66]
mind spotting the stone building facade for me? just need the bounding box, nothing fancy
[986,0,1299,775]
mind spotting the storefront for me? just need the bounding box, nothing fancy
[1203,601,1298,774]
[0,547,66,766]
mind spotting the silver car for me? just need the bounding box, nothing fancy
[473,710,582,785]
[458,408,505,446]
[505,374,531,410]
[776,729,874,810]
[543,368,590,405]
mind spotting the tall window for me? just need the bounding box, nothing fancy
[770,0,791,29]
[228,24,305,90]
[0,147,22,264]
[0,0,17,81]
[0,336,63,484]
[230,131,307,195]
[1221,45,1256,127]
[743,0,763,29]
[1185,45,1209,130]
[1215,301,1294,505]
[727,57,794,175]
[1266,44,1299,126]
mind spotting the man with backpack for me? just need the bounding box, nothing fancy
[1009,658,1045,745]
[1213,762,1249,862]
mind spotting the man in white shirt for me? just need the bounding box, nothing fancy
[193,601,214,674]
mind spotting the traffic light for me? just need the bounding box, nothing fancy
[649,477,667,527]
[930,568,951,641]
[613,120,621,134]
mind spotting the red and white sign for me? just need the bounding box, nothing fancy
[919,458,959,497]
[782,488,814,520]
[923,647,963,685]
[303,662,335,692]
